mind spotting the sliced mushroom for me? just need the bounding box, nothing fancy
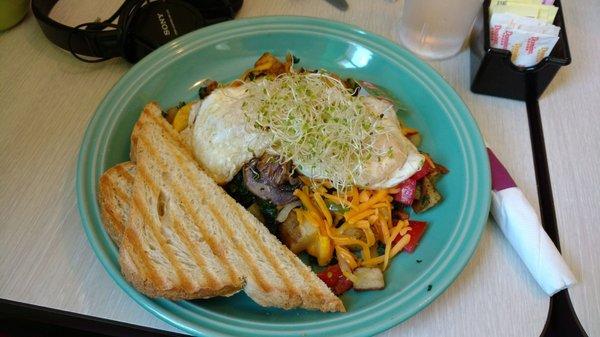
[242,155,299,205]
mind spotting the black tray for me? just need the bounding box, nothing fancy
[470,0,571,101]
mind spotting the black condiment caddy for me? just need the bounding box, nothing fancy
[470,0,571,101]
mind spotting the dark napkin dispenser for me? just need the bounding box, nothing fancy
[470,0,571,101]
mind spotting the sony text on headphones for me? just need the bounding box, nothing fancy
[31,0,243,63]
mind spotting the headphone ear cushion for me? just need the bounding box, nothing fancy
[116,0,148,62]
[118,0,206,63]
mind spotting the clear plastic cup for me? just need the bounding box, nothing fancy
[398,0,482,60]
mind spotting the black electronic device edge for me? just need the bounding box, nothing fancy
[0,298,186,337]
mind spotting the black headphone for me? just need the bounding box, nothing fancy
[31,0,243,63]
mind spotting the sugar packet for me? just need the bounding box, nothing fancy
[491,12,561,36]
[491,0,542,5]
[491,0,555,4]
[490,2,558,23]
[489,21,559,67]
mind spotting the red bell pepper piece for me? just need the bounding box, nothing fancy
[392,220,428,251]
[393,178,417,205]
[317,264,353,295]
[317,265,341,288]
[410,159,433,181]
[333,277,354,295]
[404,220,427,253]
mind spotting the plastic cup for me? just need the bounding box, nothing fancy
[398,0,482,60]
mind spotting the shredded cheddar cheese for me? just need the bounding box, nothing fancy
[390,234,411,258]
[294,180,417,280]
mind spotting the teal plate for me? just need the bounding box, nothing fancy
[77,16,490,337]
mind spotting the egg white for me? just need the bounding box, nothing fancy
[191,85,270,184]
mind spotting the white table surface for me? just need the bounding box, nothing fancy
[1,0,599,336]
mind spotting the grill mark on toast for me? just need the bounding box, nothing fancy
[200,196,273,293]
[113,163,135,184]
[133,164,196,293]
[122,221,163,289]
[104,180,130,236]
[98,174,129,239]
[113,184,129,202]
[228,201,303,303]
[142,116,287,295]
[170,217,221,290]
[109,185,130,212]
[131,115,149,155]
[102,203,123,237]
[136,135,244,290]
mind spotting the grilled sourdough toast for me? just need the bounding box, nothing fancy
[117,102,345,311]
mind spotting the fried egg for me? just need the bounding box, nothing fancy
[191,82,423,188]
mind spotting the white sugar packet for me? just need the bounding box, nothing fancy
[491,12,561,36]
[489,22,559,66]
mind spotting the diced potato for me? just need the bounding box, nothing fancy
[413,181,422,200]
[428,163,449,183]
[412,177,442,213]
[353,267,385,291]
[280,212,318,253]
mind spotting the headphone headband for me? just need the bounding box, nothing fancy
[31,0,242,63]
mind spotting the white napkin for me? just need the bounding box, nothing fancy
[491,187,577,295]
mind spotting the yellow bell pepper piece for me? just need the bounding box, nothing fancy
[306,234,334,266]
[172,103,193,132]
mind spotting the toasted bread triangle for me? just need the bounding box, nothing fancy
[118,102,344,312]
[120,104,246,300]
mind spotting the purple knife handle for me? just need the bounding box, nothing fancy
[487,148,517,191]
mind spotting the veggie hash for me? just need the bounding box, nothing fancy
[162,52,448,295]
[288,154,446,293]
